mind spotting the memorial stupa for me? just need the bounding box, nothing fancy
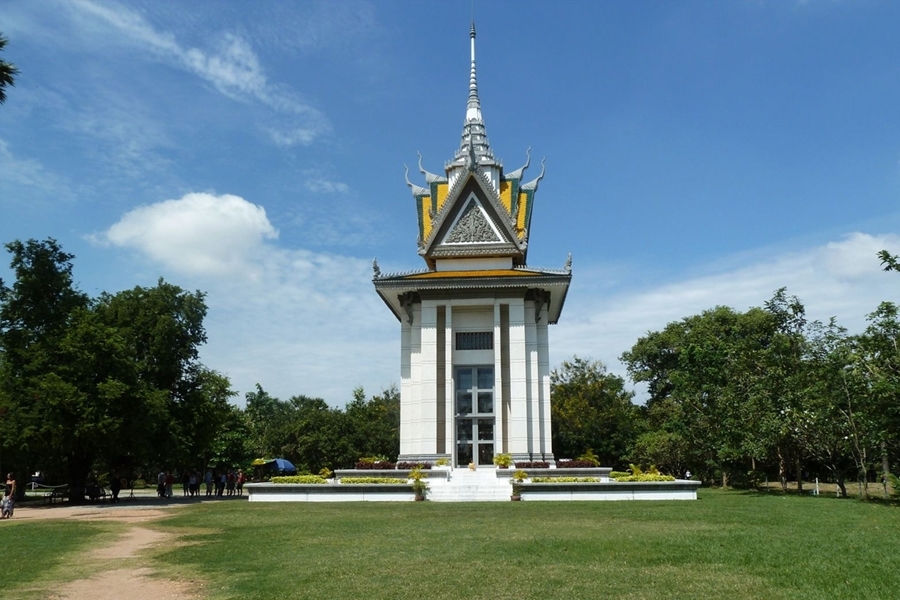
[373,23,571,468]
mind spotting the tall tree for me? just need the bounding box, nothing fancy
[0,33,18,104]
[550,357,639,469]
[0,239,89,489]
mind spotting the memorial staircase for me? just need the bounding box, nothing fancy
[427,468,512,502]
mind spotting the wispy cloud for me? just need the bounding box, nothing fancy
[554,232,900,383]
[0,139,74,205]
[68,0,329,144]
[96,192,395,403]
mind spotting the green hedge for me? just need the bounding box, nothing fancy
[340,477,408,485]
[530,477,600,483]
[613,474,675,482]
[609,471,629,479]
[270,475,327,484]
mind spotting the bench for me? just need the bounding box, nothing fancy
[43,486,69,504]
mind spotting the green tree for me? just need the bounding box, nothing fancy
[0,239,90,492]
[0,240,229,498]
[0,33,18,104]
[550,357,639,469]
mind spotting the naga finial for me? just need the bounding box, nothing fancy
[404,165,429,197]
[507,146,531,180]
[521,157,546,191]
[372,258,381,278]
[467,137,478,172]
[564,253,572,272]
[418,152,446,184]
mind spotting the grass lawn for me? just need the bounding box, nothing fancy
[0,519,114,594]
[148,489,900,600]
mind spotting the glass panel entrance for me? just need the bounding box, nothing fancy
[455,367,494,467]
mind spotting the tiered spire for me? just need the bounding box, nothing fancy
[448,22,498,174]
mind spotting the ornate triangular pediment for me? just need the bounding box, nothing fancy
[443,197,502,244]
[419,170,524,268]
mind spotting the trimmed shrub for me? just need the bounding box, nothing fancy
[613,474,675,482]
[531,477,600,483]
[271,475,327,484]
[354,461,397,470]
[340,477,407,484]
[556,460,596,468]
[609,471,629,479]
[515,461,549,469]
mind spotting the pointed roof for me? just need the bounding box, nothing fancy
[446,22,499,173]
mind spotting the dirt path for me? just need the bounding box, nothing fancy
[16,503,203,600]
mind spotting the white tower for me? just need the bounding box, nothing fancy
[374,23,571,466]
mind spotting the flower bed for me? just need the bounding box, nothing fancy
[396,462,432,470]
[530,477,600,483]
[515,461,549,469]
[354,461,397,470]
[556,460,597,468]
[340,477,408,484]
[612,474,675,482]
[270,475,327,484]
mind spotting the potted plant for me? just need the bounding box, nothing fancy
[511,470,527,501]
[493,453,513,469]
[409,467,427,501]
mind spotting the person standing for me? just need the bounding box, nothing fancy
[110,475,121,503]
[204,469,213,497]
[237,469,245,496]
[157,470,166,499]
[2,473,15,518]
[165,471,174,499]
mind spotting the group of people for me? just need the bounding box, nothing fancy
[156,469,246,499]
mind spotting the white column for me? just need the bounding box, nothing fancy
[493,301,504,459]
[399,315,413,456]
[407,304,423,455]
[537,307,553,459]
[507,299,529,459]
[444,304,454,460]
[419,301,438,455]
[524,299,539,457]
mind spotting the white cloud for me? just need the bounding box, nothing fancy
[304,178,350,195]
[553,232,900,385]
[68,0,329,143]
[100,193,278,278]
[97,193,900,407]
[98,192,396,404]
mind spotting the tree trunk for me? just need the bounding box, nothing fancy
[778,453,788,492]
[795,458,803,494]
[836,474,847,498]
[882,442,891,498]
[721,470,729,488]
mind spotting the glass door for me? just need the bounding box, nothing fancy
[455,366,494,467]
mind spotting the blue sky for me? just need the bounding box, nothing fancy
[1,0,899,405]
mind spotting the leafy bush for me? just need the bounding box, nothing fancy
[493,453,513,468]
[556,460,596,468]
[609,471,629,479]
[271,475,327,484]
[318,468,333,480]
[888,473,900,499]
[513,470,528,482]
[340,477,407,484]
[531,477,600,483]
[435,458,450,467]
[397,462,432,470]
[577,450,601,466]
[515,461,549,469]
[613,474,675,482]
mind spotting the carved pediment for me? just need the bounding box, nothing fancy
[444,198,502,244]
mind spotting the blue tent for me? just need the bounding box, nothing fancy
[270,458,297,475]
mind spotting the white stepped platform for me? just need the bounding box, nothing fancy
[427,468,512,502]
